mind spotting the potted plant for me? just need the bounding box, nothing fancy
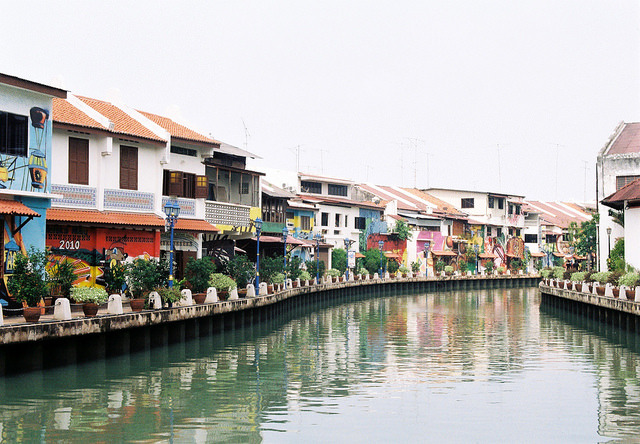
[387,260,399,278]
[271,273,285,291]
[208,273,236,300]
[411,261,420,274]
[484,260,495,275]
[102,261,127,296]
[398,265,410,278]
[326,268,340,283]
[223,255,254,297]
[47,257,76,304]
[435,259,445,274]
[444,265,454,276]
[70,286,108,317]
[591,271,610,296]
[607,270,623,298]
[185,257,216,302]
[299,270,311,285]
[496,266,506,275]
[358,267,369,280]
[155,286,183,307]
[619,271,639,295]
[126,258,165,311]
[7,248,48,323]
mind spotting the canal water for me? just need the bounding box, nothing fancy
[1,287,640,442]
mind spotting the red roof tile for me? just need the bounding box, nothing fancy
[0,200,40,217]
[76,96,165,143]
[47,208,164,227]
[174,218,219,232]
[606,122,640,155]
[138,110,220,146]
[52,98,106,131]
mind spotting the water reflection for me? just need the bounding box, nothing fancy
[0,288,638,442]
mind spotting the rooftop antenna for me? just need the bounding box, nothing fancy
[318,147,328,175]
[406,137,424,188]
[583,160,589,202]
[241,119,250,150]
[425,152,431,188]
[497,144,502,189]
[287,145,302,172]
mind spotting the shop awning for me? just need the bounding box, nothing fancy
[252,235,312,246]
[553,252,565,258]
[0,200,40,217]
[384,252,403,259]
[355,252,365,258]
[430,250,457,256]
[47,208,164,228]
[174,218,219,232]
[530,252,546,258]
[479,252,497,259]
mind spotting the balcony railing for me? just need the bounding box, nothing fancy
[205,200,251,227]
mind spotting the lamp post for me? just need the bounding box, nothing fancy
[423,240,431,277]
[378,240,384,277]
[606,226,612,261]
[283,226,288,289]
[163,199,181,288]
[255,218,263,293]
[315,233,321,283]
[344,237,350,281]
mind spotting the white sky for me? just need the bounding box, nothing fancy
[1,1,638,201]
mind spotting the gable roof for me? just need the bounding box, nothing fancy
[137,110,220,146]
[525,200,591,229]
[603,122,640,156]
[0,73,67,98]
[601,178,640,210]
[52,97,107,131]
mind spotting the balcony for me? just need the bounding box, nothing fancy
[205,200,251,228]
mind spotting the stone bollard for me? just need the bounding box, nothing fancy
[570,281,576,291]
[605,283,614,298]
[466,271,472,276]
[54,298,72,321]
[246,284,256,298]
[295,278,301,287]
[205,287,218,303]
[635,287,640,303]
[179,289,193,306]
[373,272,379,280]
[620,286,628,300]
[228,287,239,300]
[108,294,124,314]
[384,272,390,279]
[454,271,460,276]
[304,279,310,286]
[581,283,590,293]
[506,270,511,275]
[259,282,268,296]
[0,304,3,326]
[148,291,162,309]
[313,277,318,285]
[563,280,569,290]
[519,270,523,275]
[592,283,599,295]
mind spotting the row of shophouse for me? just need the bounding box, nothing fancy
[0,73,594,306]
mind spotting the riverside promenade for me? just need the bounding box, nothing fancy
[0,273,539,375]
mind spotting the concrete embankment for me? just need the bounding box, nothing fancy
[0,274,539,375]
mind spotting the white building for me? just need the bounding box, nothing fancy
[602,180,640,270]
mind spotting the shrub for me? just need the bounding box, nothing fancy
[70,286,108,304]
[48,257,76,297]
[411,261,420,273]
[208,273,236,291]
[332,249,347,274]
[185,257,216,293]
[126,258,165,299]
[435,260,446,273]
[271,273,285,284]
[363,248,384,275]
[8,248,48,307]
[358,267,369,276]
[591,272,610,284]
[299,270,311,281]
[155,286,182,305]
[619,272,640,288]
[398,265,410,274]
[387,260,399,274]
[260,256,284,284]
[223,255,254,289]
[607,270,623,286]
[497,266,506,274]
[286,256,304,280]
[326,268,340,277]
[484,261,495,273]
[570,272,587,282]
[540,268,552,279]
[552,267,565,280]
[102,261,127,295]
[444,265,454,274]
[306,259,326,280]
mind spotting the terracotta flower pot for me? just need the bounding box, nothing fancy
[23,306,41,323]
[218,290,229,301]
[82,302,99,317]
[267,285,274,294]
[237,289,248,298]
[129,298,145,312]
[193,293,207,304]
[612,287,620,298]
[596,286,606,296]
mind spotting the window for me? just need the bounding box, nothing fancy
[170,146,197,157]
[461,198,474,209]
[496,227,503,238]
[515,205,521,215]
[163,170,207,199]
[516,228,521,237]
[301,180,322,194]
[616,175,640,190]
[321,212,329,226]
[486,227,492,237]
[488,196,494,208]
[335,214,341,227]
[183,172,195,198]
[498,198,504,210]
[301,215,311,230]
[240,181,249,194]
[344,215,348,227]
[508,204,514,215]
[120,145,138,190]
[328,183,347,196]
[68,137,89,185]
[0,112,28,157]
[355,217,366,230]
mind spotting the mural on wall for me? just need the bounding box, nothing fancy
[368,233,408,267]
[1,217,28,305]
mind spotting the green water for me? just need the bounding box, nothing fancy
[1,288,640,442]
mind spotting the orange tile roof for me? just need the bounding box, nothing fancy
[47,208,164,227]
[138,110,220,146]
[174,218,219,232]
[52,98,106,131]
[0,200,41,217]
[76,96,165,143]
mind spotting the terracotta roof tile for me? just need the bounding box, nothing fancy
[138,110,219,146]
[0,200,41,217]
[76,96,165,143]
[47,208,164,227]
[52,98,106,130]
[174,218,219,232]
[606,122,640,155]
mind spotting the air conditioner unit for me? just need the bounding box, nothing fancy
[286,221,294,229]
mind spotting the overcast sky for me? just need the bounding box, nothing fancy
[2,1,638,202]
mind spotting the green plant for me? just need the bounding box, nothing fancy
[155,286,183,304]
[497,266,506,274]
[48,257,76,297]
[392,220,412,241]
[260,256,284,285]
[306,259,326,279]
[363,248,384,275]
[485,261,495,274]
[102,261,127,295]
[584,272,593,283]
[126,258,165,299]
[435,259,445,273]
[607,270,622,286]
[540,268,551,279]
[208,273,236,291]
[332,248,347,274]
[444,265,454,275]
[591,271,610,284]
[387,260,399,274]
[358,267,369,276]
[552,266,565,280]
[223,255,254,289]
[510,258,523,271]
[271,273,285,284]
[411,261,420,273]
[299,270,311,281]
[70,286,108,304]
[398,265,410,274]
[619,271,640,288]
[8,247,48,307]
[607,238,625,272]
[326,268,340,278]
[570,272,587,282]
[286,256,304,280]
[185,257,216,293]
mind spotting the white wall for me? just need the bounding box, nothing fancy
[625,206,640,270]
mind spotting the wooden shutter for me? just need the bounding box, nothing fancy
[120,146,138,190]
[168,170,183,196]
[68,137,89,185]
[195,175,208,198]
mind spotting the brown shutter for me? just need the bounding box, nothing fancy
[195,175,208,198]
[69,137,89,185]
[169,170,183,196]
[120,146,138,190]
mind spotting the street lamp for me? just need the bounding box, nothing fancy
[423,240,431,277]
[163,199,181,288]
[606,226,612,260]
[255,218,263,293]
[344,237,350,281]
[315,233,322,283]
[283,226,289,289]
[378,240,384,277]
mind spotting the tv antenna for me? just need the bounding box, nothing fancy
[241,119,250,150]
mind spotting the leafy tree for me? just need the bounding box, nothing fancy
[608,209,624,227]
[332,248,347,274]
[185,257,216,293]
[392,220,412,241]
[363,248,385,275]
[8,248,48,307]
[607,238,625,272]
[286,255,304,280]
[575,213,598,257]
[387,259,399,274]
[260,255,284,284]
[305,259,325,280]
[126,258,166,299]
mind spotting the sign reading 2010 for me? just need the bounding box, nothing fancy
[59,239,80,250]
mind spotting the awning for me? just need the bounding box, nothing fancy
[252,235,312,246]
[47,208,164,228]
[530,252,546,258]
[553,252,565,258]
[174,218,219,232]
[0,200,40,217]
[431,250,457,256]
[479,252,497,259]
[355,252,365,258]
[384,252,403,259]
